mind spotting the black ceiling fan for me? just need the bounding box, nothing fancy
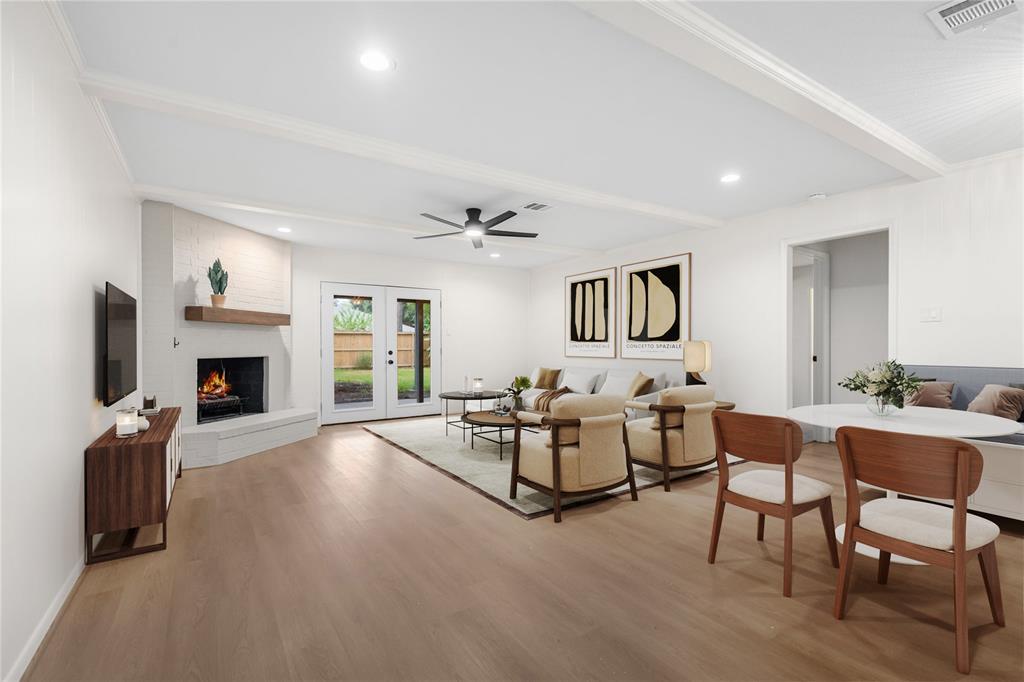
[414,208,538,249]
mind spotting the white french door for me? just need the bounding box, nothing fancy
[321,282,441,424]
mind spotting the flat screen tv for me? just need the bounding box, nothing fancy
[104,282,137,406]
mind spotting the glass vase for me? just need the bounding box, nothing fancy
[866,397,898,417]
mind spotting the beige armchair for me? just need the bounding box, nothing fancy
[625,385,717,491]
[510,394,638,523]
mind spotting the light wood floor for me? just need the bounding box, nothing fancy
[28,423,1023,681]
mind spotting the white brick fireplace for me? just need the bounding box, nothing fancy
[141,202,315,466]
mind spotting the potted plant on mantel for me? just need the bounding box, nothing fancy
[207,258,229,308]
[838,360,923,416]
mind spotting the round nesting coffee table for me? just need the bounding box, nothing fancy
[462,411,521,460]
[439,390,504,441]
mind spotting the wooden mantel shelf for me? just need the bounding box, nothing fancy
[184,306,291,326]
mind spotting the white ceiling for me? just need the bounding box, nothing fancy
[57,1,1019,268]
[695,1,1024,164]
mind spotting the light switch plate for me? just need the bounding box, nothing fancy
[920,307,943,323]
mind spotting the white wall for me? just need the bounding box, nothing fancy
[1,4,140,679]
[820,231,889,404]
[291,245,530,419]
[527,154,1023,415]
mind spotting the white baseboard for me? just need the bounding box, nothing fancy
[3,555,84,682]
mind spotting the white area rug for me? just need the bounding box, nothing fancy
[364,417,739,519]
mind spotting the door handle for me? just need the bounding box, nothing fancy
[388,359,395,365]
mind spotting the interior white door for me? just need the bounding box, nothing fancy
[385,287,441,418]
[321,283,387,424]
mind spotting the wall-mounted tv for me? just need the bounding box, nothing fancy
[104,282,137,406]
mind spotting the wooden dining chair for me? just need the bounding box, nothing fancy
[834,426,1004,674]
[708,411,839,597]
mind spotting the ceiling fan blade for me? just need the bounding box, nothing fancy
[471,237,484,249]
[483,210,517,228]
[485,229,538,238]
[413,231,462,240]
[420,213,463,229]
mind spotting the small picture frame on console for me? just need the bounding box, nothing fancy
[619,253,691,360]
[564,267,617,358]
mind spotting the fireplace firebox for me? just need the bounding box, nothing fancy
[196,356,267,424]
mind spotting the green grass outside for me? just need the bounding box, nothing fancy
[334,367,431,394]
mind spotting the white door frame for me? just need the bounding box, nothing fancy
[321,282,442,424]
[791,246,831,442]
[782,223,897,424]
[385,287,442,418]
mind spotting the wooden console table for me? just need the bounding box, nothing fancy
[85,407,181,564]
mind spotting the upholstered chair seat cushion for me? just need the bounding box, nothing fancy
[727,469,833,505]
[519,416,628,492]
[626,417,715,467]
[859,498,1000,551]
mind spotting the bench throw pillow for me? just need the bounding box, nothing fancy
[907,381,954,409]
[967,384,1024,421]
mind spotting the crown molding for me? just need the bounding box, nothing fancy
[44,2,134,183]
[82,70,723,230]
[131,184,595,258]
[949,147,1024,172]
[577,0,951,181]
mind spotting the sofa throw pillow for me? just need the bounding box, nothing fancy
[627,372,654,399]
[907,381,954,409]
[967,384,1024,421]
[531,367,561,390]
[559,370,601,395]
[598,372,637,397]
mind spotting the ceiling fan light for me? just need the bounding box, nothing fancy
[464,227,484,237]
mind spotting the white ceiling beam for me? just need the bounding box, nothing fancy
[81,70,723,230]
[577,0,950,180]
[131,184,596,257]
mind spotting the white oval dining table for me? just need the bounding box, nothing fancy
[786,403,1023,565]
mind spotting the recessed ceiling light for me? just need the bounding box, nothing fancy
[464,227,483,237]
[489,253,501,259]
[276,227,292,233]
[360,50,394,72]
[720,173,741,184]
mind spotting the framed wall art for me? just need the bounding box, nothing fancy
[619,253,690,360]
[564,267,616,358]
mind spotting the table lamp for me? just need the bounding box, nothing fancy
[684,340,711,385]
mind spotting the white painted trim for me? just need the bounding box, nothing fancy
[950,147,1024,172]
[81,70,723,229]
[132,184,593,258]
[44,3,134,183]
[3,556,84,682]
[578,0,950,180]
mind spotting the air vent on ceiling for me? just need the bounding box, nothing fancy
[523,202,552,212]
[927,0,1018,39]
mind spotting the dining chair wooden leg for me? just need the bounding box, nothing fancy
[978,543,1005,626]
[819,499,839,568]
[707,491,725,564]
[783,513,794,597]
[834,526,858,619]
[953,553,970,674]
[756,513,765,541]
[877,551,891,585]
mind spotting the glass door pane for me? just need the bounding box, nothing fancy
[321,283,386,424]
[386,288,441,418]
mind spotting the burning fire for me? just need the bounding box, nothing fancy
[198,369,231,400]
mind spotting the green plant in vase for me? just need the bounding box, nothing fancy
[207,258,229,308]
[838,360,923,416]
[504,375,533,411]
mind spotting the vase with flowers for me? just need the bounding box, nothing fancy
[838,360,923,416]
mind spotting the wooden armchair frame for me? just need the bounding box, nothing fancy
[708,411,840,597]
[624,401,716,492]
[509,411,638,523]
[834,426,1004,674]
